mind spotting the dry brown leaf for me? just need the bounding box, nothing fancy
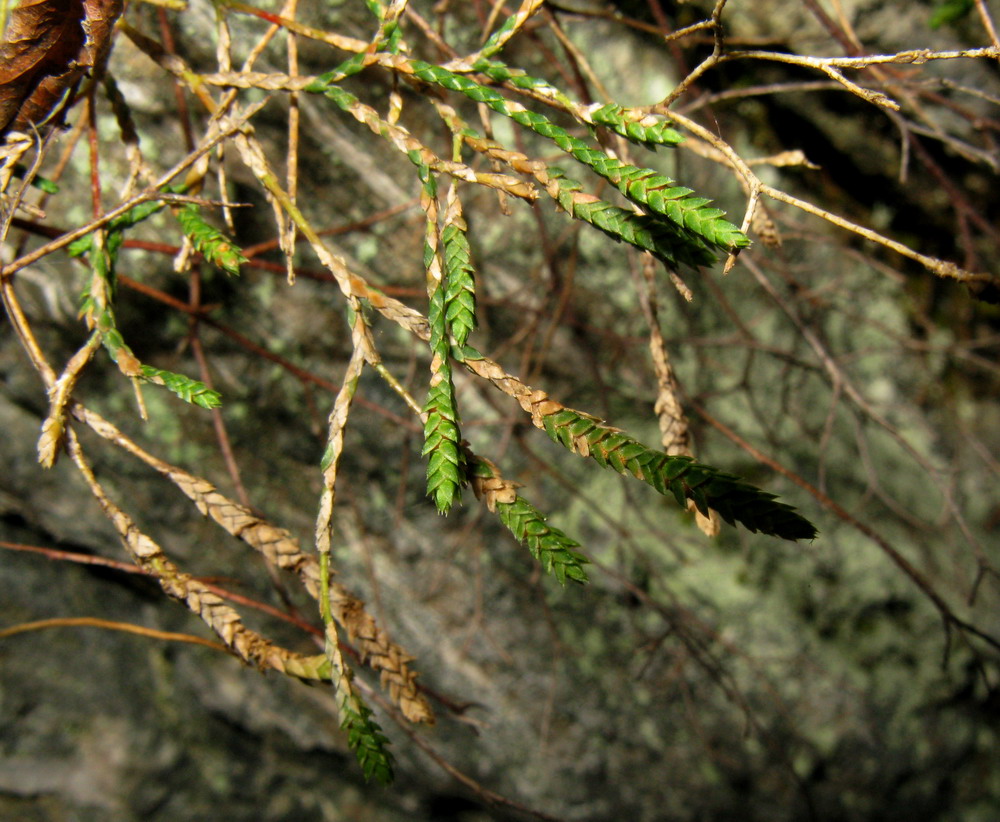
[0,0,124,137]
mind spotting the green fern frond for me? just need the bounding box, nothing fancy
[403,60,748,256]
[139,365,222,409]
[470,57,569,104]
[441,219,477,347]
[470,60,686,149]
[427,111,714,267]
[422,377,463,513]
[552,171,718,268]
[339,700,394,786]
[422,287,465,513]
[75,230,222,410]
[470,458,589,585]
[421,168,465,514]
[609,165,749,250]
[499,498,590,584]
[175,204,247,276]
[539,407,816,541]
[586,103,686,148]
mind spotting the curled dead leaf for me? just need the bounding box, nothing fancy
[0,0,124,137]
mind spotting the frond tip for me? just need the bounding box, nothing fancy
[175,204,247,276]
[340,701,394,785]
[422,379,464,514]
[423,232,465,514]
[541,408,817,541]
[470,456,590,584]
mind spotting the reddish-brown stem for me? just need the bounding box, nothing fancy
[87,92,102,219]
[118,275,419,431]
[158,7,196,152]
[0,539,321,637]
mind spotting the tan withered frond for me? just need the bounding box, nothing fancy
[174,474,434,724]
[641,256,721,537]
[63,426,326,674]
[71,403,434,724]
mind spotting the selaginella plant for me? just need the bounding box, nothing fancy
[2,0,996,796]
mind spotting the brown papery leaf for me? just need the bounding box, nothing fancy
[0,0,124,137]
[81,0,124,71]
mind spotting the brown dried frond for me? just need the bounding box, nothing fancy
[641,255,721,537]
[169,470,435,724]
[64,428,298,670]
[70,403,434,723]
